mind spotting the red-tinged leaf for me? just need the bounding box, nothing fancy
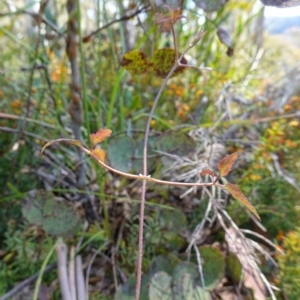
[90,129,112,146]
[224,183,260,221]
[200,168,215,177]
[92,148,106,163]
[41,139,82,155]
[218,152,238,177]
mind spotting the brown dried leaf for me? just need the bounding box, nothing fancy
[224,183,260,221]
[155,7,185,33]
[200,168,215,177]
[90,129,112,146]
[92,148,106,163]
[155,12,173,32]
[218,152,238,177]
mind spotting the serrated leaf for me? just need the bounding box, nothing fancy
[218,152,238,177]
[224,183,260,221]
[91,148,106,162]
[150,48,187,78]
[90,128,112,146]
[200,168,215,177]
[120,50,148,75]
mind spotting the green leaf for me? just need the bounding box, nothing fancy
[218,152,238,177]
[155,131,196,156]
[115,275,150,300]
[198,246,225,290]
[226,252,242,284]
[150,48,187,78]
[120,50,148,75]
[42,199,82,237]
[22,190,82,237]
[148,254,181,277]
[107,136,135,173]
[22,190,45,226]
[172,264,211,299]
[224,183,260,220]
[107,135,155,173]
[149,271,172,299]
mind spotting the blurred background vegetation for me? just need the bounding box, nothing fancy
[0,0,300,299]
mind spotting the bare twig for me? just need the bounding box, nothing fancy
[193,244,206,289]
[241,229,284,254]
[271,152,300,193]
[83,4,149,42]
[135,28,208,300]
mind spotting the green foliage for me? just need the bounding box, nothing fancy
[150,48,187,78]
[155,131,196,157]
[120,48,187,78]
[226,252,242,284]
[22,190,82,237]
[116,246,225,299]
[120,51,149,75]
[1,0,300,298]
[277,228,300,300]
[107,135,155,173]
[198,246,225,290]
[0,221,55,291]
[148,271,172,299]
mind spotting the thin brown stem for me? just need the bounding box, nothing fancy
[135,23,183,300]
